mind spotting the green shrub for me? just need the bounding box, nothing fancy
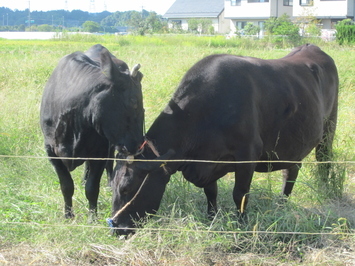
[82,21,101,33]
[188,19,213,34]
[244,22,260,36]
[335,19,355,45]
[265,14,301,47]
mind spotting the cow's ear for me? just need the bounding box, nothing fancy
[100,48,123,82]
[134,70,143,83]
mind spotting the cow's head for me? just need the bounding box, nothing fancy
[97,46,144,155]
[108,149,175,236]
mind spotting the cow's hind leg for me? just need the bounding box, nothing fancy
[281,163,301,197]
[204,181,218,219]
[85,159,106,222]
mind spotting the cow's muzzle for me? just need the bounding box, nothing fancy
[107,218,135,237]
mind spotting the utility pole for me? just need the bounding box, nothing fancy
[28,1,31,31]
[141,2,145,18]
[89,0,96,13]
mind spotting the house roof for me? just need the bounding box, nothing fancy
[164,0,224,18]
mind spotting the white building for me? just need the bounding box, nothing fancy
[224,0,293,33]
[293,0,354,29]
[164,0,354,34]
[164,0,230,34]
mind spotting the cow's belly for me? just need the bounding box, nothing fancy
[54,129,109,171]
[179,114,324,186]
[256,129,323,172]
[180,162,234,188]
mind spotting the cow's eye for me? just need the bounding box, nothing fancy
[119,186,129,195]
[119,180,137,196]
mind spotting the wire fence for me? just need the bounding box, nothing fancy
[1,154,354,165]
[1,153,354,237]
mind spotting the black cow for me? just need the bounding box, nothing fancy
[40,44,144,220]
[109,44,338,235]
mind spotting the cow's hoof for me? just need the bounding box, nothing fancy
[236,211,248,224]
[207,211,216,221]
[65,212,75,219]
[88,211,98,224]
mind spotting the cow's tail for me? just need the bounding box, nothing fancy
[315,105,340,197]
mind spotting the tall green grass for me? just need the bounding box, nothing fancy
[0,36,354,265]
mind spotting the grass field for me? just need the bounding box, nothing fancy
[0,35,354,265]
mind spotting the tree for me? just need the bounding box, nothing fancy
[101,11,133,27]
[244,22,260,36]
[18,24,25,31]
[188,19,213,34]
[294,8,321,37]
[335,19,355,45]
[37,24,53,32]
[265,14,301,46]
[127,11,165,35]
[146,12,165,33]
[128,11,149,35]
[82,21,101,32]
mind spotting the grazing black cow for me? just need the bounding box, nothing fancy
[109,44,338,235]
[40,44,144,220]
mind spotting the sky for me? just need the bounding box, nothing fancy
[0,0,175,15]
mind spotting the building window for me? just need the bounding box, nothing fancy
[300,0,313,5]
[248,0,269,2]
[172,20,182,25]
[283,0,293,6]
[258,21,265,31]
[236,21,247,29]
[231,0,241,5]
[171,20,182,29]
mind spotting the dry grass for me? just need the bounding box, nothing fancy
[1,238,354,265]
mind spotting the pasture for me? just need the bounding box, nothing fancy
[0,35,354,265]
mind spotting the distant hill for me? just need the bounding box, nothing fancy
[0,7,157,32]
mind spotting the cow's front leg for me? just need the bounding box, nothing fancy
[233,163,256,215]
[50,158,75,219]
[204,181,218,219]
[85,159,106,223]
